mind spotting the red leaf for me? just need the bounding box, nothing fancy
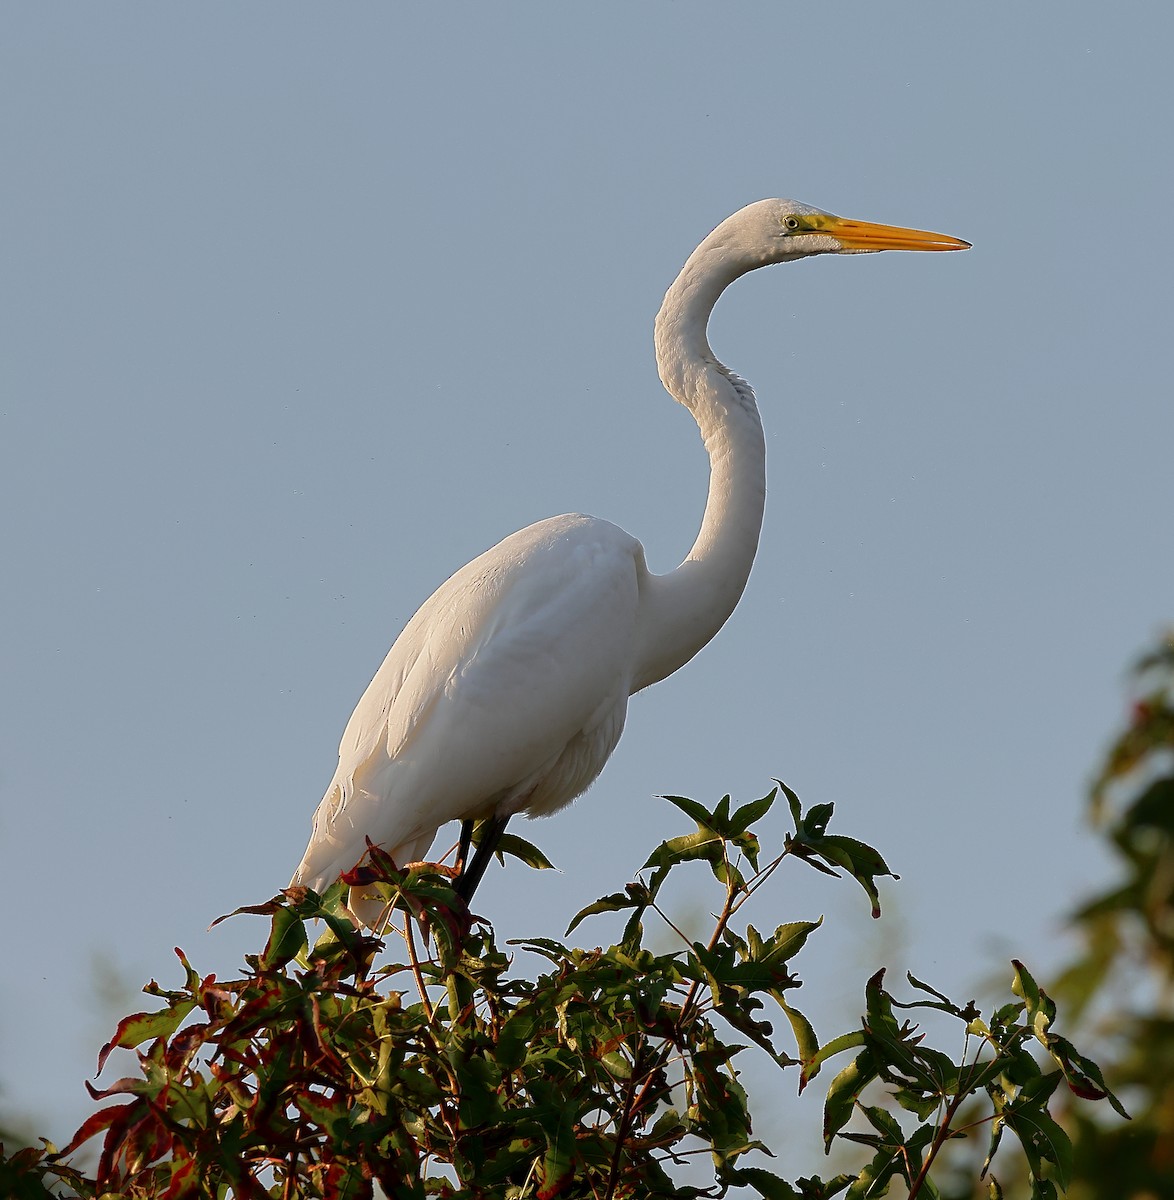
[210,898,286,927]
[321,1153,374,1200]
[98,1115,135,1183]
[165,1021,212,1071]
[117,1108,171,1177]
[59,1100,135,1157]
[85,1075,151,1101]
[340,863,382,887]
[161,1152,199,1200]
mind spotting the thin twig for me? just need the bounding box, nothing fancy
[730,847,790,911]
[603,1041,646,1200]
[650,901,694,948]
[674,868,741,1036]
[907,1089,968,1198]
[403,917,436,1023]
[282,1149,296,1200]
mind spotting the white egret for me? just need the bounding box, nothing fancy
[292,199,968,923]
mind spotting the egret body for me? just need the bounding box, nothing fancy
[291,200,968,923]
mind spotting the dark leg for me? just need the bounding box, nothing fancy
[455,814,510,902]
[456,819,475,876]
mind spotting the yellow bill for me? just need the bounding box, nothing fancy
[822,215,970,252]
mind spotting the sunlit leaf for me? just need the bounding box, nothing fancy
[642,828,724,870]
[564,890,638,935]
[662,793,718,828]
[824,1051,878,1147]
[1044,1033,1129,1117]
[730,788,777,835]
[803,1030,867,1091]
[260,906,308,970]
[719,1164,801,1198]
[492,831,556,870]
[97,1001,196,1075]
[1003,1094,1073,1191]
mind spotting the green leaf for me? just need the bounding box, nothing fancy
[662,793,718,828]
[732,829,763,873]
[775,995,819,1083]
[1018,1070,1064,1107]
[804,1030,867,1090]
[981,1104,1005,1181]
[810,835,895,918]
[862,969,902,1041]
[713,793,732,829]
[1003,1095,1073,1191]
[599,1050,633,1079]
[510,937,571,963]
[293,1090,350,1142]
[824,1050,878,1147]
[536,1103,577,1200]
[730,788,778,834]
[860,1103,905,1144]
[620,907,646,953]
[1044,1033,1130,1118]
[97,1000,196,1074]
[720,1164,800,1198]
[898,972,978,1021]
[565,890,639,936]
[492,831,556,870]
[642,828,724,871]
[1011,959,1056,1037]
[650,1106,686,1143]
[892,1087,941,1120]
[760,919,822,966]
[845,1145,904,1200]
[777,779,803,825]
[260,906,308,970]
[710,857,747,889]
[496,1008,540,1072]
[456,1054,503,1128]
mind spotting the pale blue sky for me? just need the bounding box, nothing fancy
[2,2,1171,1176]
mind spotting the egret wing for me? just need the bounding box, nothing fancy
[292,514,644,888]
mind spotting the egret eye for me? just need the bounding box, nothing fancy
[783,215,802,231]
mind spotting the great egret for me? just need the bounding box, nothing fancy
[292,199,968,923]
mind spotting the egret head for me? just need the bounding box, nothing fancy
[717,198,970,268]
[657,197,969,396]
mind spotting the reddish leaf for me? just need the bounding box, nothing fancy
[165,1021,212,1071]
[210,897,287,927]
[97,1002,195,1074]
[161,1152,199,1200]
[117,1107,171,1177]
[294,1088,349,1131]
[58,1099,136,1157]
[85,1075,153,1101]
[97,1103,150,1183]
[198,975,235,1019]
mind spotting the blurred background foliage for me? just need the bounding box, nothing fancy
[942,633,1174,1198]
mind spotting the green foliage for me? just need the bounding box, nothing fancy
[932,633,1174,1200]
[1043,633,1174,1198]
[2,789,1121,1198]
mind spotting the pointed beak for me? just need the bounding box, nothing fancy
[821,215,970,252]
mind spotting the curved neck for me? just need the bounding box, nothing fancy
[633,240,768,692]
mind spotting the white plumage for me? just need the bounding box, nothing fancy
[294,515,641,891]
